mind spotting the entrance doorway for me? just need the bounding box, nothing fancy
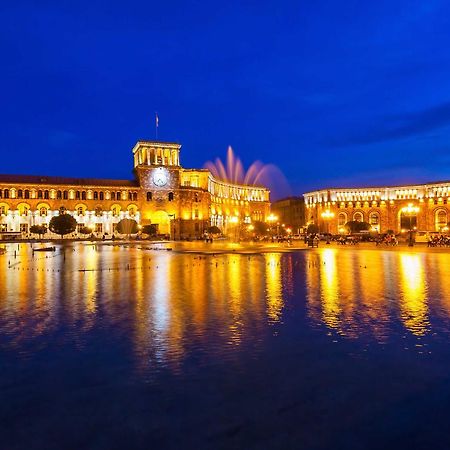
[152,210,170,235]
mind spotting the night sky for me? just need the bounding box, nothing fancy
[2,1,450,199]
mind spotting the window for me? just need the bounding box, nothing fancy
[128,207,136,217]
[112,207,119,217]
[0,190,2,199]
[95,206,102,217]
[59,207,66,215]
[99,192,104,200]
[369,213,379,225]
[117,192,121,200]
[38,190,43,199]
[4,189,9,199]
[128,192,133,200]
[21,206,29,216]
[168,192,174,201]
[353,212,364,222]
[44,190,49,199]
[132,192,137,201]
[338,213,347,227]
[81,191,86,200]
[0,206,6,215]
[25,190,30,199]
[147,192,152,201]
[18,190,23,198]
[76,191,81,200]
[435,209,447,231]
[40,207,47,216]
[77,207,84,216]
[95,223,103,233]
[111,192,116,200]
[63,191,68,200]
[93,191,98,200]
[57,190,62,199]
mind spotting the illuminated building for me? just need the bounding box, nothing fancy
[0,141,270,238]
[304,182,450,233]
[270,197,305,233]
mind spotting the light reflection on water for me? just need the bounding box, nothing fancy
[2,243,450,370]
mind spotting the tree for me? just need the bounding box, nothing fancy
[253,221,269,236]
[30,225,47,238]
[141,224,158,236]
[116,218,138,236]
[78,226,92,236]
[49,214,77,238]
[306,223,319,234]
[345,221,371,233]
[207,225,221,235]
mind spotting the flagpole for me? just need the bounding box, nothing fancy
[155,112,158,140]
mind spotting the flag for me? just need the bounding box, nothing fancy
[155,113,159,128]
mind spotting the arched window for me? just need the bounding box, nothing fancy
[128,192,133,200]
[18,189,23,198]
[133,192,137,201]
[57,190,62,199]
[24,190,30,199]
[168,192,174,201]
[63,191,68,200]
[40,207,47,216]
[353,212,364,222]
[435,209,447,231]
[93,191,98,200]
[147,192,152,201]
[59,207,66,215]
[4,189,9,199]
[111,192,116,200]
[369,212,380,225]
[76,191,81,200]
[99,192,104,200]
[128,207,136,217]
[112,207,119,217]
[37,190,43,199]
[117,191,121,200]
[77,207,84,216]
[81,191,86,200]
[95,206,102,217]
[338,212,347,226]
[44,190,49,199]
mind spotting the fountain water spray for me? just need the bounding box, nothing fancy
[204,146,291,199]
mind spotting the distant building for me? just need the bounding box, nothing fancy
[0,140,270,239]
[304,182,450,234]
[270,196,305,233]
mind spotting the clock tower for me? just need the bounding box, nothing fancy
[132,141,181,190]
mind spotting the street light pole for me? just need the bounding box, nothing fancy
[401,203,419,247]
[321,209,335,245]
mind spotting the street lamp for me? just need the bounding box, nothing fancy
[321,209,335,244]
[266,213,278,239]
[401,203,419,247]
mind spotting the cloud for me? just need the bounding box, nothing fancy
[327,101,450,147]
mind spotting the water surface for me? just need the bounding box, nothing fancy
[1,243,450,449]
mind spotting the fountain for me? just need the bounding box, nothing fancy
[204,146,291,199]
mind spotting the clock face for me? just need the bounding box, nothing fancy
[153,168,168,187]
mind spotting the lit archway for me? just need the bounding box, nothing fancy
[435,209,447,231]
[152,210,170,235]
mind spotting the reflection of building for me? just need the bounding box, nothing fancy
[0,141,270,238]
[270,197,305,233]
[304,182,450,233]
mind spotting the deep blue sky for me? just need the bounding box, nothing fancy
[2,1,450,199]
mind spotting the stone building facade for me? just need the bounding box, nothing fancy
[0,140,270,239]
[304,183,450,234]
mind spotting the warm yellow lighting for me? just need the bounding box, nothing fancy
[267,213,278,223]
[321,209,335,219]
[248,224,255,231]
[286,228,292,234]
[401,203,420,215]
[229,216,239,224]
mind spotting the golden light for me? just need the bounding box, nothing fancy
[401,203,420,215]
[339,227,345,234]
[286,228,292,234]
[267,213,278,223]
[321,209,335,219]
[248,224,255,231]
[229,216,239,224]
